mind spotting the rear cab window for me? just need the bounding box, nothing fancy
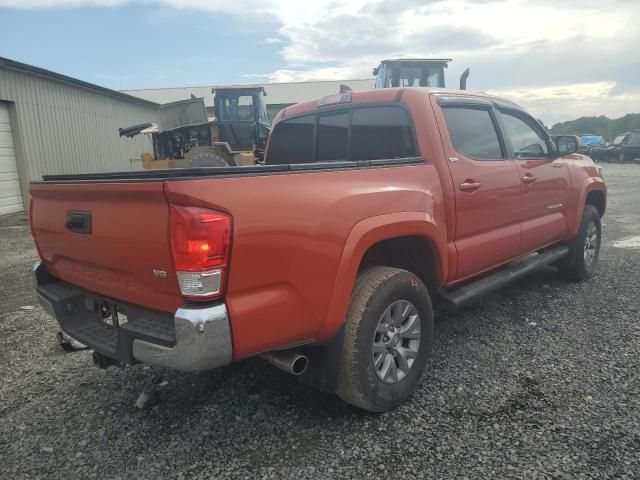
[266,105,418,164]
[266,115,315,164]
[317,112,349,161]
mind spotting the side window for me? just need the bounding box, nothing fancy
[627,132,640,144]
[499,110,549,159]
[351,106,416,160]
[317,112,349,161]
[442,107,503,160]
[612,135,626,145]
[267,115,314,164]
[236,95,254,121]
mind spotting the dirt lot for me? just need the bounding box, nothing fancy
[1,164,639,479]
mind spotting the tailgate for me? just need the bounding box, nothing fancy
[30,182,181,313]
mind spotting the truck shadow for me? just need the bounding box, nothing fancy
[108,265,573,419]
[48,263,596,470]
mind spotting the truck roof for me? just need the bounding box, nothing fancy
[278,87,522,121]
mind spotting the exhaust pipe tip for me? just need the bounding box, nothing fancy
[290,355,308,375]
[260,350,308,376]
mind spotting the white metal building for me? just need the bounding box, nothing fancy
[0,57,159,215]
[123,79,376,121]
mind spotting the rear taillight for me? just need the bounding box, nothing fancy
[169,204,232,301]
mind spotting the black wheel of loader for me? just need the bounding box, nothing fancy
[188,153,232,167]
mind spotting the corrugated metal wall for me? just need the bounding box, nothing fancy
[0,66,157,209]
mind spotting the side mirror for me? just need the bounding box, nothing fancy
[555,135,580,155]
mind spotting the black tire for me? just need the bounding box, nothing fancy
[336,267,434,412]
[188,153,231,167]
[558,205,601,281]
[619,151,626,163]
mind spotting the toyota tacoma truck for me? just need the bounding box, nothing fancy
[30,87,606,412]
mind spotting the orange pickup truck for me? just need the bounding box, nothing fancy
[30,87,606,412]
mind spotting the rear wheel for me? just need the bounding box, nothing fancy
[558,205,601,281]
[337,267,434,412]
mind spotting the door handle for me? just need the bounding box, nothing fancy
[459,180,481,192]
[522,174,537,184]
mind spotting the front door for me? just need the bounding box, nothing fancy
[437,102,523,281]
[496,108,572,254]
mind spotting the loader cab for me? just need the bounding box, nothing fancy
[213,87,270,150]
[373,59,450,89]
[373,58,470,90]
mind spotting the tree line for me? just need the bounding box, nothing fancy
[547,113,640,141]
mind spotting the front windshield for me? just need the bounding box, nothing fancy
[218,95,255,122]
[391,65,441,87]
[613,135,626,144]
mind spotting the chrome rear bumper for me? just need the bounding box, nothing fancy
[33,261,232,372]
[132,304,232,371]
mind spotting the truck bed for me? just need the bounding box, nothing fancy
[31,158,434,357]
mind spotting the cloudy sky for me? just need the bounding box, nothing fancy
[0,0,638,125]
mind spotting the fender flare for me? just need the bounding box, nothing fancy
[317,212,447,341]
[571,178,607,236]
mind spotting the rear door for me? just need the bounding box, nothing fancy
[30,181,181,313]
[436,97,523,281]
[496,108,572,254]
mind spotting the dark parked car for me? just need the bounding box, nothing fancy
[590,131,640,162]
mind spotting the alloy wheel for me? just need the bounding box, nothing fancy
[371,300,421,384]
[584,220,598,266]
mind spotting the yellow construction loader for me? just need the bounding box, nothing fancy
[119,86,270,168]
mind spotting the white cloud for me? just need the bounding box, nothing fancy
[489,82,640,125]
[241,73,272,79]
[2,0,640,121]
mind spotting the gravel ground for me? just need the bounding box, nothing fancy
[1,164,639,479]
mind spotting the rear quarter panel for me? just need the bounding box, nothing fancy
[164,163,447,357]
